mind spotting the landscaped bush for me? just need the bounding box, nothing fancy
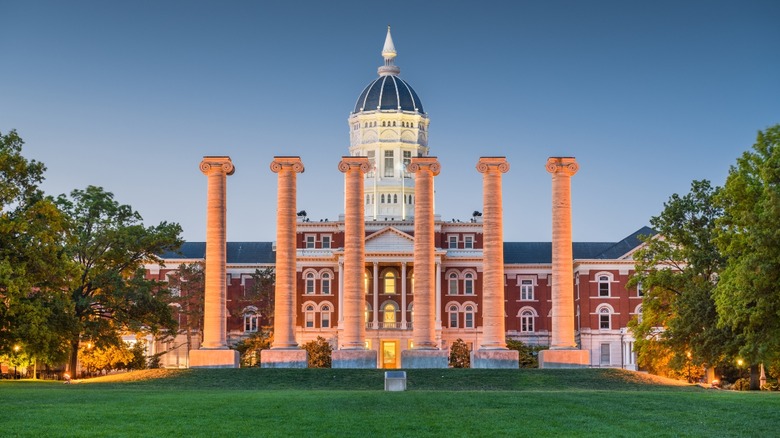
[302,336,332,368]
[506,339,547,368]
[449,338,470,368]
[732,378,750,391]
[234,330,272,367]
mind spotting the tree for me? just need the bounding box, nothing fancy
[629,180,736,378]
[506,339,545,368]
[0,130,72,372]
[166,262,205,354]
[244,268,275,329]
[714,124,780,389]
[234,330,272,367]
[448,338,470,368]
[55,186,183,375]
[302,336,332,368]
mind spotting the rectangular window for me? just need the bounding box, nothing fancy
[600,343,611,366]
[448,235,458,249]
[322,313,330,328]
[367,150,375,178]
[306,313,314,328]
[521,280,534,301]
[322,235,331,249]
[464,236,474,249]
[322,280,330,295]
[600,313,610,329]
[403,150,412,177]
[465,313,473,328]
[449,312,458,328]
[637,282,644,297]
[448,278,458,295]
[305,235,315,249]
[384,150,394,177]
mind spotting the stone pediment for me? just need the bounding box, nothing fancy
[365,227,414,253]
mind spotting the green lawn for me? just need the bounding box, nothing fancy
[1,369,777,437]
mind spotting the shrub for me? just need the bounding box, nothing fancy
[235,330,273,367]
[302,336,332,368]
[506,339,546,368]
[449,339,470,368]
[733,378,750,391]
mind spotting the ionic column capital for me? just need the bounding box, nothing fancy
[200,156,235,176]
[408,157,441,175]
[338,156,371,174]
[546,157,579,176]
[271,156,305,174]
[476,156,509,174]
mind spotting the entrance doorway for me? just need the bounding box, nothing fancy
[382,340,399,369]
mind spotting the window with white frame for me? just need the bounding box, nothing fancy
[449,305,459,328]
[305,272,316,294]
[464,235,474,249]
[635,304,643,324]
[322,235,331,249]
[366,150,375,178]
[600,343,611,365]
[321,273,331,295]
[520,310,535,332]
[384,150,394,177]
[306,235,316,249]
[305,305,315,328]
[448,235,458,249]
[598,275,610,297]
[520,279,534,301]
[403,150,412,177]
[464,305,475,329]
[448,272,459,295]
[464,273,474,295]
[637,281,644,297]
[599,306,611,329]
[244,310,259,333]
[321,304,331,328]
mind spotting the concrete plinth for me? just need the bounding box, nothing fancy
[332,349,377,369]
[260,349,308,368]
[401,349,448,369]
[471,349,520,369]
[189,349,239,368]
[538,349,590,369]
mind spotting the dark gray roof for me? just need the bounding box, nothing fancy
[160,242,275,264]
[160,227,654,265]
[353,75,424,114]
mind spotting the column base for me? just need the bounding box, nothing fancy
[332,349,377,369]
[401,349,448,369]
[538,349,590,369]
[471,349,520,369]
[260,348,308,368]
[189,348,240,368]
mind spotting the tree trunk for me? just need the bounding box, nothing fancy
[749,364,761,390]
[69,338,80,378]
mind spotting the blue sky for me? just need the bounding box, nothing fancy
[2,0,778,243]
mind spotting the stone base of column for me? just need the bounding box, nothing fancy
[260,348,308,368]
[471,349,520,369]
[538,349,590,369]
[332,349,377,369]
[189,348,240,368]
[401,349,448,369]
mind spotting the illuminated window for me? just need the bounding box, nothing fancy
[305,272,315,294]
[448,272,459,295]
[383,302,397,324]
[321,273,331,295]
[364,271,371,295]
[464,273,474,295]
[384,271,396,294]
[521,280,534,301]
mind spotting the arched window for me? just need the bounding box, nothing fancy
[243,307,259,333]
[448,305,459,328]
[598,275,611,297]
[365,303,371,323]
[448,272,459,295]
[383,302,397,325]
[364,271,370,295]
[393,194,398,204]
[384,271,396,294]
[321,273,331,295]
[464,305,475,329]
[305,304,315,328]
[305,272,315,294]
[321,304,331,328]
[635,304,643,324]
[520,310,535,333]
[381,194,385,204]
[464,273,474,295]
[407,302,414,323]
[599,306,612,330]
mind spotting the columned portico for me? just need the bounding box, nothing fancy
[472,157,519,368]
[402,157,448,368]
[262,156,308,368]
[190,156,239,368]
[539,157,590,368]
[333,156,376,368]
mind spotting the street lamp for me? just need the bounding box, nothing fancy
[13,345,20,379]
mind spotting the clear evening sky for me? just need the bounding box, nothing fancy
[1,1,778,243]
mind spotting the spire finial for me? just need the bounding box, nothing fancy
[378,26,400,76]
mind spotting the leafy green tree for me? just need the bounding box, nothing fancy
[629,180,736,377]
[448,338,470,368]
[166,262,205,353]
[506,339,545,368]
[0,130,72,371]
[245,268,275,329]
[55,185,183,375]
[235,330,272,367]
[302,336,332,368]
[714,124,780,389]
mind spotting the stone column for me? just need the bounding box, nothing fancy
[261,156,307,368]
[402,157,448,368]
[190,156,239,368]
[538,157,590,368]
[338,261,344,324]
[332,156,376,368]
[472,157,518,368]
[372,262,379,328]
[401,262,407,327]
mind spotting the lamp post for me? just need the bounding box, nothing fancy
[13,345,20,379]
